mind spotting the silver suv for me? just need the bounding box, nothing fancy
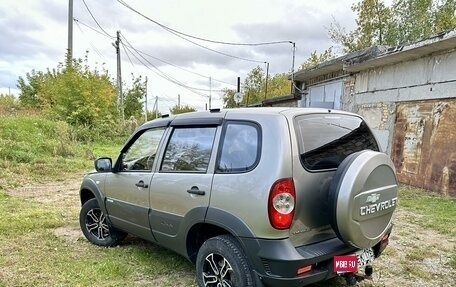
[79,107,398,287]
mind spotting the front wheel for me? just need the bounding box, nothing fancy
[79,198,127,246]
[196,235,255,287]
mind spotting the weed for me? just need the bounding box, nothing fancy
[451,249,456,269]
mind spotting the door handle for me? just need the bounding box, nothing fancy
[187,186,205,195]
[135,180,149,188]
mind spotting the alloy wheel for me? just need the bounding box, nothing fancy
[202,253,234,287]
[85,208,110,241]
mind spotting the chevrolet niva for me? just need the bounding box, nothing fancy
[79,107,398,287]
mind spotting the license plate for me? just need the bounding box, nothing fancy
[355,248,375,269]
[334,248,374,274]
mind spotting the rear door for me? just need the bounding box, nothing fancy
[289,113,380,246]
[149,120,221,253]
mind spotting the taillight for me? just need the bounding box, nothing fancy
[268,178,296,230]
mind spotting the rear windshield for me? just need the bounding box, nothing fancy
[294,114,379,171]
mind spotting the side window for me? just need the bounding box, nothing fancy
[122,128,165,171]
[161,127,216,172]
[217,122,260,173]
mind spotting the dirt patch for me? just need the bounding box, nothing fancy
[355,208,456,287]
[6,178,80,200]
[54,226,83,243]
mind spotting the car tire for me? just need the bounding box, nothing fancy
[79,198,127,247]
[196,235,255,287]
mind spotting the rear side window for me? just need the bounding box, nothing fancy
[294,114,379,171]
[217,122,260,173]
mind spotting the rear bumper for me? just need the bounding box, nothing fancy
[240,226,392,287]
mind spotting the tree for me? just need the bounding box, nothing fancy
[170,104,196,114]
[434,0,456,32]
[267,73,292,97]
[391,0,434,44]
[329,0,456,52]
[242,66,264,105]
[124,75,146,119]
[17,55,118,129]
[146,110,162,120]
[0,93,19,114]
[17,70,50,107]
[300,48,337,70]
[222,68,291,108]
[329,0,392,52]
[222,88,237,108]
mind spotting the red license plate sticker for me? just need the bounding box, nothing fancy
[333,255,358,272]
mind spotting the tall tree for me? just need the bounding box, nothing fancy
[222,88,237,108]
[329,0,456,52]
[300,48,337,70]
[434,0,456,32]
[391,0,434,44]
[267,73,292,97]
[329,0,392,52]
[222,68,291,108]
[124,75,146,119]
[242,66,265,105]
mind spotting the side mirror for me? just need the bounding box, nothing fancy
[94,157,112,172]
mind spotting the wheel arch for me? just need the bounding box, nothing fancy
[79,178,108,217]
[186,207,256,264]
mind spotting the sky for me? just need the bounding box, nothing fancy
[0,0,359,113]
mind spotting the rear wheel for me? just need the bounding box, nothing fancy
[79,198,127,246]
[196,235,255,287]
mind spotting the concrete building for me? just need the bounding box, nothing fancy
[268,30,456,196]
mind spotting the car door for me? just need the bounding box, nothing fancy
[104,127,166,241]
[149,122,220,253]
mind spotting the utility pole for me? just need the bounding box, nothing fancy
[155,96,158,119]
[264,62,269,100]
[291,42,296,94]
[113,31,124,125]
[209,77,212,110]
[178,94,181,108]
[144,76,148,122]
[67,0,73,64]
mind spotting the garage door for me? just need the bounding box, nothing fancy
[391,99,456,197]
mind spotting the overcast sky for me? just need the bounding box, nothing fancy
[0,0,360,112]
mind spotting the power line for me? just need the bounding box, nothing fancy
[119,33,236,87]
[74,18,237,88]
[120,33,226,94]
[74,20,106,60]
[116,0,292,47]
[121,40,211,98]
[73,18,114,39]
[116,0,266,64]
[81,0,114,38]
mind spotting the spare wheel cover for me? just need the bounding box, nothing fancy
[329,150,398,249]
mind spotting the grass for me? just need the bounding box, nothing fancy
[452,249,456,269]
[0,177,196,287]
[399,185,456,237]
[0,115,126,189]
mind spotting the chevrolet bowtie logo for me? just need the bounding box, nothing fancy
[366,193,380,204]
